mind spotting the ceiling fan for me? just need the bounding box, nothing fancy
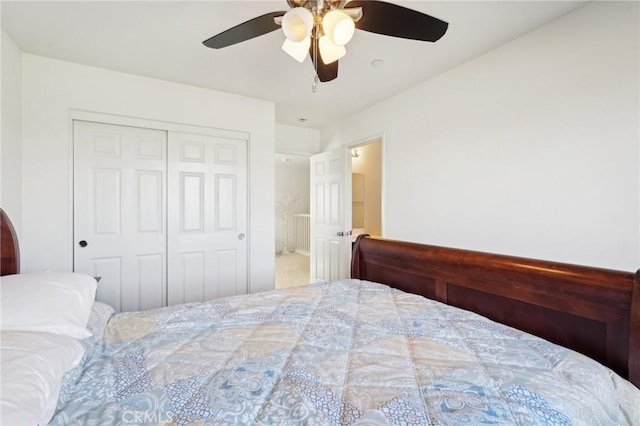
[203,0,448,87]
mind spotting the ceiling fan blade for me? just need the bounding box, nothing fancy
[345,0,448,42]
[203,11,286,49]
[309,37,339,82]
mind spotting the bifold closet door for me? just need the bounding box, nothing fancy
[73,120,167,312]
[167,132,248,305]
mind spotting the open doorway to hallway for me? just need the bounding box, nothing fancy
[274,152,311,289]
[275,138,382,289]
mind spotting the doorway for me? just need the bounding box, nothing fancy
[351,140,383,240]
[274,152,311,289]
[279,138,383,287]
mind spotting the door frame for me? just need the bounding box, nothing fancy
[308,132,385,282]
[68,110,250,283]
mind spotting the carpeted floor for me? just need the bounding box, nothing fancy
[275,252,310,289]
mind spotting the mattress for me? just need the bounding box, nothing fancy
[51,279,639,425]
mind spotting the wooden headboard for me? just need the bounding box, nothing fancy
[0,208,20,276]
[351,235,640,389]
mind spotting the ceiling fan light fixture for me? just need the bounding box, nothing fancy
[203,1,449,85]
[322,10,355,46]
[282,7,314,43]
[282,37,311,63]
[319,35,346,65]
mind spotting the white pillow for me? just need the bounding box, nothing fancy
[0,272,98,339]
[0,330,84,425]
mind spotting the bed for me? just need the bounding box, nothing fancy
[1,209,638,425]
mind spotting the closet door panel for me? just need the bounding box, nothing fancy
[137,254,164,311]
[75,121,248,311]
[91,257,122,311]
[137,171,163,233]
[168,132,248,306]
[182,251,206,303]
[74,120,167,312]
[92,168,121,234]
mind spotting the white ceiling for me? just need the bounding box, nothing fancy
[2,1,586,129]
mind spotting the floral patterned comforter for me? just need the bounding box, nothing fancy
[51,279,639,425]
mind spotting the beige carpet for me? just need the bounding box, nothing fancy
[275,252,310,289]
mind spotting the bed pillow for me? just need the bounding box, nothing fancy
[0,272,98,339]
[0,330,84,425]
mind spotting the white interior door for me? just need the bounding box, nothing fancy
[74,120,167,312]
[310,148,352,282]
[167,131,247,305]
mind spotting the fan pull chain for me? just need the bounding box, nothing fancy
[312,10,319,93]
[313,38,318,92]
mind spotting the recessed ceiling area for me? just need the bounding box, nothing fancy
[1,1,587,128]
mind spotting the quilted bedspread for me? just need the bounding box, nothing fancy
[51,279,639,425]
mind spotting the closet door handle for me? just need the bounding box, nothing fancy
[238,233,245,240]
[78,240,88,248]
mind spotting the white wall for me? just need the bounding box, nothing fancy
[321,2,639,271]
[1,30,23,236]
[275,162,310,253]
[275,123,320,154]
[21,54,276,293]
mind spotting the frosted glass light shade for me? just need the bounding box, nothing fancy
[282,7,314,43]
[319,35,346,64]
[322,10,355,46]
[282,37,311,63]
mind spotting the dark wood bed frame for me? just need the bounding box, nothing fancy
[0,209,20,276]
[352,235,639,389]
[1,210,637,388]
